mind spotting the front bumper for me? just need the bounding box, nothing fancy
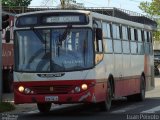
[14,80,106,104]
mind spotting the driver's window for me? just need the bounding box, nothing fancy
[93,19,103,64]
[94,19,103,53]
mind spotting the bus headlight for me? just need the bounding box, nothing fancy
[81,84,88,90]
[75,86,81,93]
[24,88,31,94]
[18,86,24,93]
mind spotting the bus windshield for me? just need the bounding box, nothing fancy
[15,28,94,72]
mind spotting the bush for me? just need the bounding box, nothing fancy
[0,102,15,113]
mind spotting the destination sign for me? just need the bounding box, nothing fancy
[46,16,80,23]
[16,12,89,27]
[42,13,88,24]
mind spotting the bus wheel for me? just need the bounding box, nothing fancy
[37,103,51,113]
[99,81,112,111]
[136,76,146,101]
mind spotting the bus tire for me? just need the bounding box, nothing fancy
[37,103,51,113]
[99,81,112,111]
[135,76,146,101]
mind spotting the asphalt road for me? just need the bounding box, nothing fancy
[1,77,160,120]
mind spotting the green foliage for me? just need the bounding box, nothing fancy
[153,31,160,41]
[139,1,153,15]
[0,102,15,113]
[2,0,32,7]
[139,0,160,41]
[150,0,160,16]
[139,0,160,16]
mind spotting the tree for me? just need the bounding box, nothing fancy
[139,0,160,41]
[2,0,32,6]
[139,0,160,16]
[59,0,84,9]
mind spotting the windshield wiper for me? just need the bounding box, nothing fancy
[59,25,72,42]
[57,25,72,56]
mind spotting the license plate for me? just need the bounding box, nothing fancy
[45,96,58,102]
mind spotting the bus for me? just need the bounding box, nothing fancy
[13,8,156,112]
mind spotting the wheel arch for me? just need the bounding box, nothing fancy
[108,74,115,96]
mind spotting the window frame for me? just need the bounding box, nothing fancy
[112,23,122,54]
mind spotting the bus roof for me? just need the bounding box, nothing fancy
[88,8,157,28]
[14,8,157,30]
[15,9,91,17]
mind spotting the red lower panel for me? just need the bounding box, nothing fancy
[115,77,140,97]
[14,77,142,104]
[14,80,107,104]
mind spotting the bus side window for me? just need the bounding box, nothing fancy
[137,29,144,54]
[144,31,150,54]
[130,28,135,41]
[112,24,122,53]
[149,32,153,55]
[147,31,153,55]
[130,27,137,54]
[149,32,153,43]
[93,19,103,53]
[122,26,128,40]
[93,19,103,64]
[122,26,130,54]
[95,28,103,52]
[112,24,120,39]
[102,21,113,53]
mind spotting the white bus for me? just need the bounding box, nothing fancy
[13,8,156,113]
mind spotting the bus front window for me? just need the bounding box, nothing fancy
[15,30,51,72]
[15,28,93,72]
[51,28,93,72]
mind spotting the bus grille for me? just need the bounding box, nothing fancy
[31,85,73,94]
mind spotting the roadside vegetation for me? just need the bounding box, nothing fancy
[139,0,160,41]
[0,102,15,113]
